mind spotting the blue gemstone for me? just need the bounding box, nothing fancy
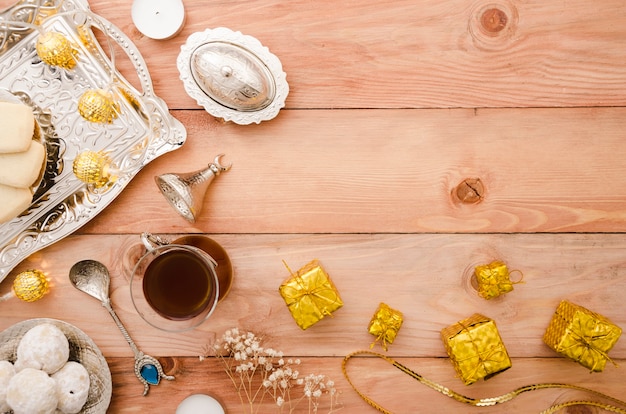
[140,364,159,385]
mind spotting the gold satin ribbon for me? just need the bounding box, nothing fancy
[342,350,626,414]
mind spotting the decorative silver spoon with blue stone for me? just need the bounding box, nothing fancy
[69,259,174,395]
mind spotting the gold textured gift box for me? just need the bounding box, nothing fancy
[279,260,343,330]
[368,302,403,350]
[441,313,512,385]
[543,300,622,372]
[474,261,515,300]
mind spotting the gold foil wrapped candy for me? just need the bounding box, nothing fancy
[368,303,403,351]
[78,89,120,124]
[279,260,343,330]
[474,260,521,300]
[36,31,79,69]
[441,313,511,385]
[543,300,622,372]
[13,270,49,302]
[0,270,50,303]
[72,150,116,188]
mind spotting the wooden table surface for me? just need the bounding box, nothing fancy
[1,0,626,413]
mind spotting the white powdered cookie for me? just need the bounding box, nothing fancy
[0,184,32,224]
[0,360,15,412]
[6,367,58,414]
[0,140,45,188]
[16,323,69,375]
[0,102,35,153]
[52,361,90,414]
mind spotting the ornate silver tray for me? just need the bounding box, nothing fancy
[0,0,186,282]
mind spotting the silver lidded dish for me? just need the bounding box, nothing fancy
[177,27,289,125]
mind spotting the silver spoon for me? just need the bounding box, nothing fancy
[69,259,174,395]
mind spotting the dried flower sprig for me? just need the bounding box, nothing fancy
[202,328,340,413]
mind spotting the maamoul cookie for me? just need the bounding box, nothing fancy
[52,361,90,414]
[0,360,15,412]
[15,323,69,375]
[6,367,58,414]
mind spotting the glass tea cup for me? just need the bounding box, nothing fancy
[129,233,221,332]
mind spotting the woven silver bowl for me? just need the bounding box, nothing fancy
[0,318,112,414]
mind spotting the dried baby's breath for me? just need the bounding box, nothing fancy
[203,328,340,413]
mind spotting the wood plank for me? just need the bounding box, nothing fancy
[2,233,624,360]
[79,108,626,234]
[81,0,626,110]
[0,1,623,413]
[106,356,626,413]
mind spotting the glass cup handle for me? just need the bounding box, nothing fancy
[140,232,219,268]
[140,232,170,251]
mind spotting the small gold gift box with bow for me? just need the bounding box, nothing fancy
[474,260,520,300]
[441,313,512,385]
[543,300,622,372]
[368,302,403,351]
[279,260,343,330]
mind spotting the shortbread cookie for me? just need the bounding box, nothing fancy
[0,140,45,188]
[0,102,35,153]
[0,184,32,224]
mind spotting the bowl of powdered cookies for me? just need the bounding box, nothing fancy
[0,318,112,414]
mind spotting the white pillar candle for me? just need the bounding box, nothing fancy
[131,0,186,40]
[176,394,225,414]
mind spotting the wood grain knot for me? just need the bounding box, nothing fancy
[159,356,178,374]
[453,178,484,204]
[468,0,518,50]
[481,8,508,34]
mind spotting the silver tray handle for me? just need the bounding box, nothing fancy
[78,12,155,99]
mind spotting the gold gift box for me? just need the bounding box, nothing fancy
[474,261,515,300]
[441,313,512,385]
[368,302,403,351]
[279,260,343,330]
[543,300,622,372]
